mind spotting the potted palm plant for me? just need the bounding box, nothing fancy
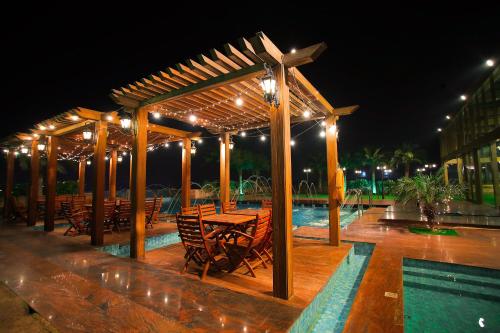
[393,168,463,230]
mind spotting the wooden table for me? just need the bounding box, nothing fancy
[226,208,270,217]
[201,213,256,226]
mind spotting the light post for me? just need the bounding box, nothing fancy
[376,165,387,198]
[303,168,312,184]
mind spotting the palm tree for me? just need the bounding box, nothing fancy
[231,149,258,194]
[362,147,385,194]
[391,143,422,178]
[340,152,362,193]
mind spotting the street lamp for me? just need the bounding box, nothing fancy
[303,168,312,183]
[260,64,278,106]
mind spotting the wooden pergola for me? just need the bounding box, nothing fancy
[1,107,199,247]
[110,32,358,299]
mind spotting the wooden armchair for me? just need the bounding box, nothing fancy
[61,201,89,236]
[181,206,198,216]
[197,203,217,219]
[261,199,272,210]
[175,213,226,280]
[103,201,117,232]
[225,211,271,277]
[9,196,28,222]
[71,195,86,212]
[152,196,163,224]
[115,200,131,230]
[221,201,237,214]
[145,198,156,229]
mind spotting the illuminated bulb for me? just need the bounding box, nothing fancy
[321,120,326,127]
[105,156,109,161]
[70,115,79,121]
[86,160,91,165]
[303,110,311,118]
[83,130,92,140]
[437,128,442,132]
[260,135,266,142]
[122,151,127,156]
[240,131,246,137]
[460,95,467,101]
[291,140,296,147]
[446,115,451,120]
[33,134,39,138]
[14,151,19,156]
[189,114,197,123]
[178,142,183,146]
[328,124,337,134]
[235,97,243,106]
[291,48,297,54]
[319,130,326,138]
[21,147,29,154]
[486,59,494,67]
[198,139,203,144]
[3,149,8,153]
[147,146,154,151]
[39,125,46,130]
[164,142,170,148]
[117,156,123,162]
[106,115,113,121]
[153,112,161,119]
[48,124,55,130]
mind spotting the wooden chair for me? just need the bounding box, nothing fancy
[225,212,271,277]
[61,201,89,236]
[197,203,217,219]
[261,199,272,209]
[152,196,163,224]
[145,198,156,229]
[103,201,117,232]
[115,200,131,230]
[9,196,28,222]
[181,206,198,216]
[175,213,226,280]
[221,201,237,214]
[71,195,86,212]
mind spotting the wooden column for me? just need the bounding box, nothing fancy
[130,108,148,258]
[91,121,107,246]
[457,157,464,185]
[181,138,192,209]
[44,136,58,231]
[3,150,15,218]
[78,157,86,195]
[27,140,40,226]
[490,142,500,208]
[129,152,132,200]
[270,63,293,300]
[443,162,449,185]
[108,149,117,201]
[326,116,341,246]
[472,149,482,204]
[219,133,230,203]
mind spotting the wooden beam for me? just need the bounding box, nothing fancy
[270,64,293,300]
[326,116,340,246]
[140,64,266,107]
[291,69,334,113]
[109,149,117,201]
[44,136,58,232]
[91,121,107,246]
[110,91,141,108]
[130,108,148,259]
[282,42,327,68]
[3,151,15,218]
[181,138,192,208]
[333,105,360,116]
[78,157,86,195]
[148,124,193,138]
[219,133,230,203]
[27,140,40,226]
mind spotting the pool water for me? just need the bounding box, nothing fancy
[403,258,500,332]
[291,242,374,333]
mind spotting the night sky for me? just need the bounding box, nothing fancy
[2,4,499,189]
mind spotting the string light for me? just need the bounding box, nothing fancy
[319,130,326,138]
[117,156,123,162]
[39,125,46,130]
[437,128,442,132]
[291,140,296,147]
[303,110,311,118]
[321,120,326,127]
[486,59,495,67]
[86,160,91,165]
[3,149,8,153]
[198,139,203,144]
[460,95,467,101]
[189,114,197,123]
[235,97,244,106]
[240,131,246,137]
[105,156,109,161]
[291,48,297,54]
[122,151,127,156]
[164,142,170,148]
[70,115,79,121]
[329,124,337,134]
[106,115,113,121]
[49,124,55,130]
[14,152,19,156]
[153,112,161,119]
[178,142,183,146]
[260,135,266,142]
[446,115,451,120]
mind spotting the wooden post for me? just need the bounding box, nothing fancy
[181,138,192,208]
[270,63,293,300]
[3,150,15,218]
[443,162,449,185]
[326,116,341,246]
[91,121,107,246]
[219,133,230,203]
[472,149,482,204]
[457,157,464,185]
[109,149,117,201]
[27,140,40,226]
[130,108,148,258]
[490,142,500,208]
[44,136,58,232]
[78,157,86,195]
[129,152,133,200]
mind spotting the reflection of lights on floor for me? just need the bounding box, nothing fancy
[478,317,485,328]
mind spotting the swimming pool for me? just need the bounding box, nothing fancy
[403,258,500,332]
[291,242,374,333]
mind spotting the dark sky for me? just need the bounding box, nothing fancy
[2,4,499,188]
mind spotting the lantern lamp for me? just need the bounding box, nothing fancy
[83,130,92,140]
[190,141,197,155]
[260,64,279,106]
[119,111,132,129]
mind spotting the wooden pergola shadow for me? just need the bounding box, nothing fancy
[2,32,358,300]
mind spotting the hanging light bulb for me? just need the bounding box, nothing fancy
[460,95,467,101]
[240,131,246,137]
[83,130,92,140]
[48,124,55,130]
[70,115,80,121]
[189,114,197,123]
[260,64,279,105]
[321,120,326,127]
[235,97,244,106]
[190,141,197,155]
[37,143,46,151]
[319,130,326,138]
[303,109,311,118]
[164,142,170,148]
[117,156,123,162]
[106,114,113,121]
[152,112,161,119]
[14,151,19,156]
[178,141,183,146]
[3,149,9,153]
[105,156,109,161]
[229,137,234,150]
[122,151,127,156]
[329,124,337,134]
[86,160,91,165]
[260,135,266,142]
[119,111,132,129]
[198,138,203,144]
[291,139,296,147]
[21,147,29,154]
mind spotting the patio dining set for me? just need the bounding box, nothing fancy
[176,200,274,279]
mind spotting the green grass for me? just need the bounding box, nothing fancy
[409,226,458,236]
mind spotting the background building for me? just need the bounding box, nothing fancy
[440,65,499,208]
